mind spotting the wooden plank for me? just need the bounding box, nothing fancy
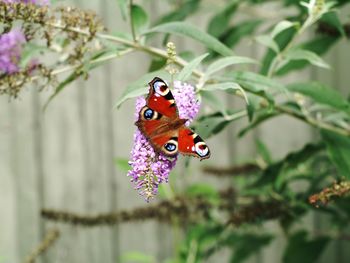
[8,90,42,262]
[0,97,18,263]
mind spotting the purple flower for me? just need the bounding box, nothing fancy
[1,0,50,5]
[172,80,200,123]
[127,81,200,201]
[0,29,26,74]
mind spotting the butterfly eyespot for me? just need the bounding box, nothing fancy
[195,142,209,157]
[165,143,176,152]
[162,138,178,155]
[153,81,169,96]
[140,106,159,121]
[143,108,154,120]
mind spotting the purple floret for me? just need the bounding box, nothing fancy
[0,29,26,74]
[2,0,50,5]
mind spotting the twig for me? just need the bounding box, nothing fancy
[228,200,288,226]
[41,197,212,226]
[203,163,261,177]
[24,228,60,263]
[276,104,350,137]
[309,181,350,207]
[45,22,204,79]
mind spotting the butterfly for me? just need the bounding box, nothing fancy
[135,77,210,160]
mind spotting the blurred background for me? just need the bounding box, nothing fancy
[0,0,350,262]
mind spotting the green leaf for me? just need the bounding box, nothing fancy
[287,82,350,115]
[116,0,128,20]
[148,57,167,72]
[182,223,225,261]
[113,70,170,109]
[225,233,274,263]
[145,22,234,56]
[207,0,238,37]
[202,82,241,91]
[320,11,345,37]
[239,109,278,137]
[114,158,130,172]
[271,20,296,38]
[282,49,330,69]
[260,26,296,75]
[131,4,149,36]
[283,231,329,263]
[194,110,246,139]
[321,130,350,179]
[155,0,200,25]
[256,35,279,53]
[224,71,284,102]
[205,56,258,78]
[252,143,324,188]
[256,140,273,164]
[221,20,262,48]
[177,53,209,81]
[201,82,248,105]
[185,183,220,204]
[245,93,262,122]
[276,35,339,75]
[200,90,227,116]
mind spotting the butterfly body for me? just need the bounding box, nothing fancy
[135,77,210,160]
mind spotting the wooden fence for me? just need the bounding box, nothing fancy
[0,0,349,262]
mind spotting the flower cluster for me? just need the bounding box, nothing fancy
[128,81,200,201]
[309,181,350,207]
[172,81,200,123]
[0,0,49,83]
[0,0,104,97]
[2,0,49,5]
[0,29,26,74]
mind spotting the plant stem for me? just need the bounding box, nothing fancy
[24,228,60,263]
[186,239,198,263]
[267,17,312,78]
[43,22,350,138]
[275,104,350,137]
[46,22,204,79]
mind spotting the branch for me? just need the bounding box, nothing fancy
[228,200,288,226]
[309,181,350,207]
[41,197,212,226]
[24,228,60,263]
[45,22,204,79]
[203,163,261,177]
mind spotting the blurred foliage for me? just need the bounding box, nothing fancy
[3,0,350,262]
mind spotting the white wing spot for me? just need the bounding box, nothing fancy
[187,146,190,149]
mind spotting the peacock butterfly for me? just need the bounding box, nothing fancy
[135,77,210,160]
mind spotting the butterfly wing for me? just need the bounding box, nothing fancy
[146,77,178,118]
[135,105,179,157]
[135,77,181,157]
[178,127,210,160]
